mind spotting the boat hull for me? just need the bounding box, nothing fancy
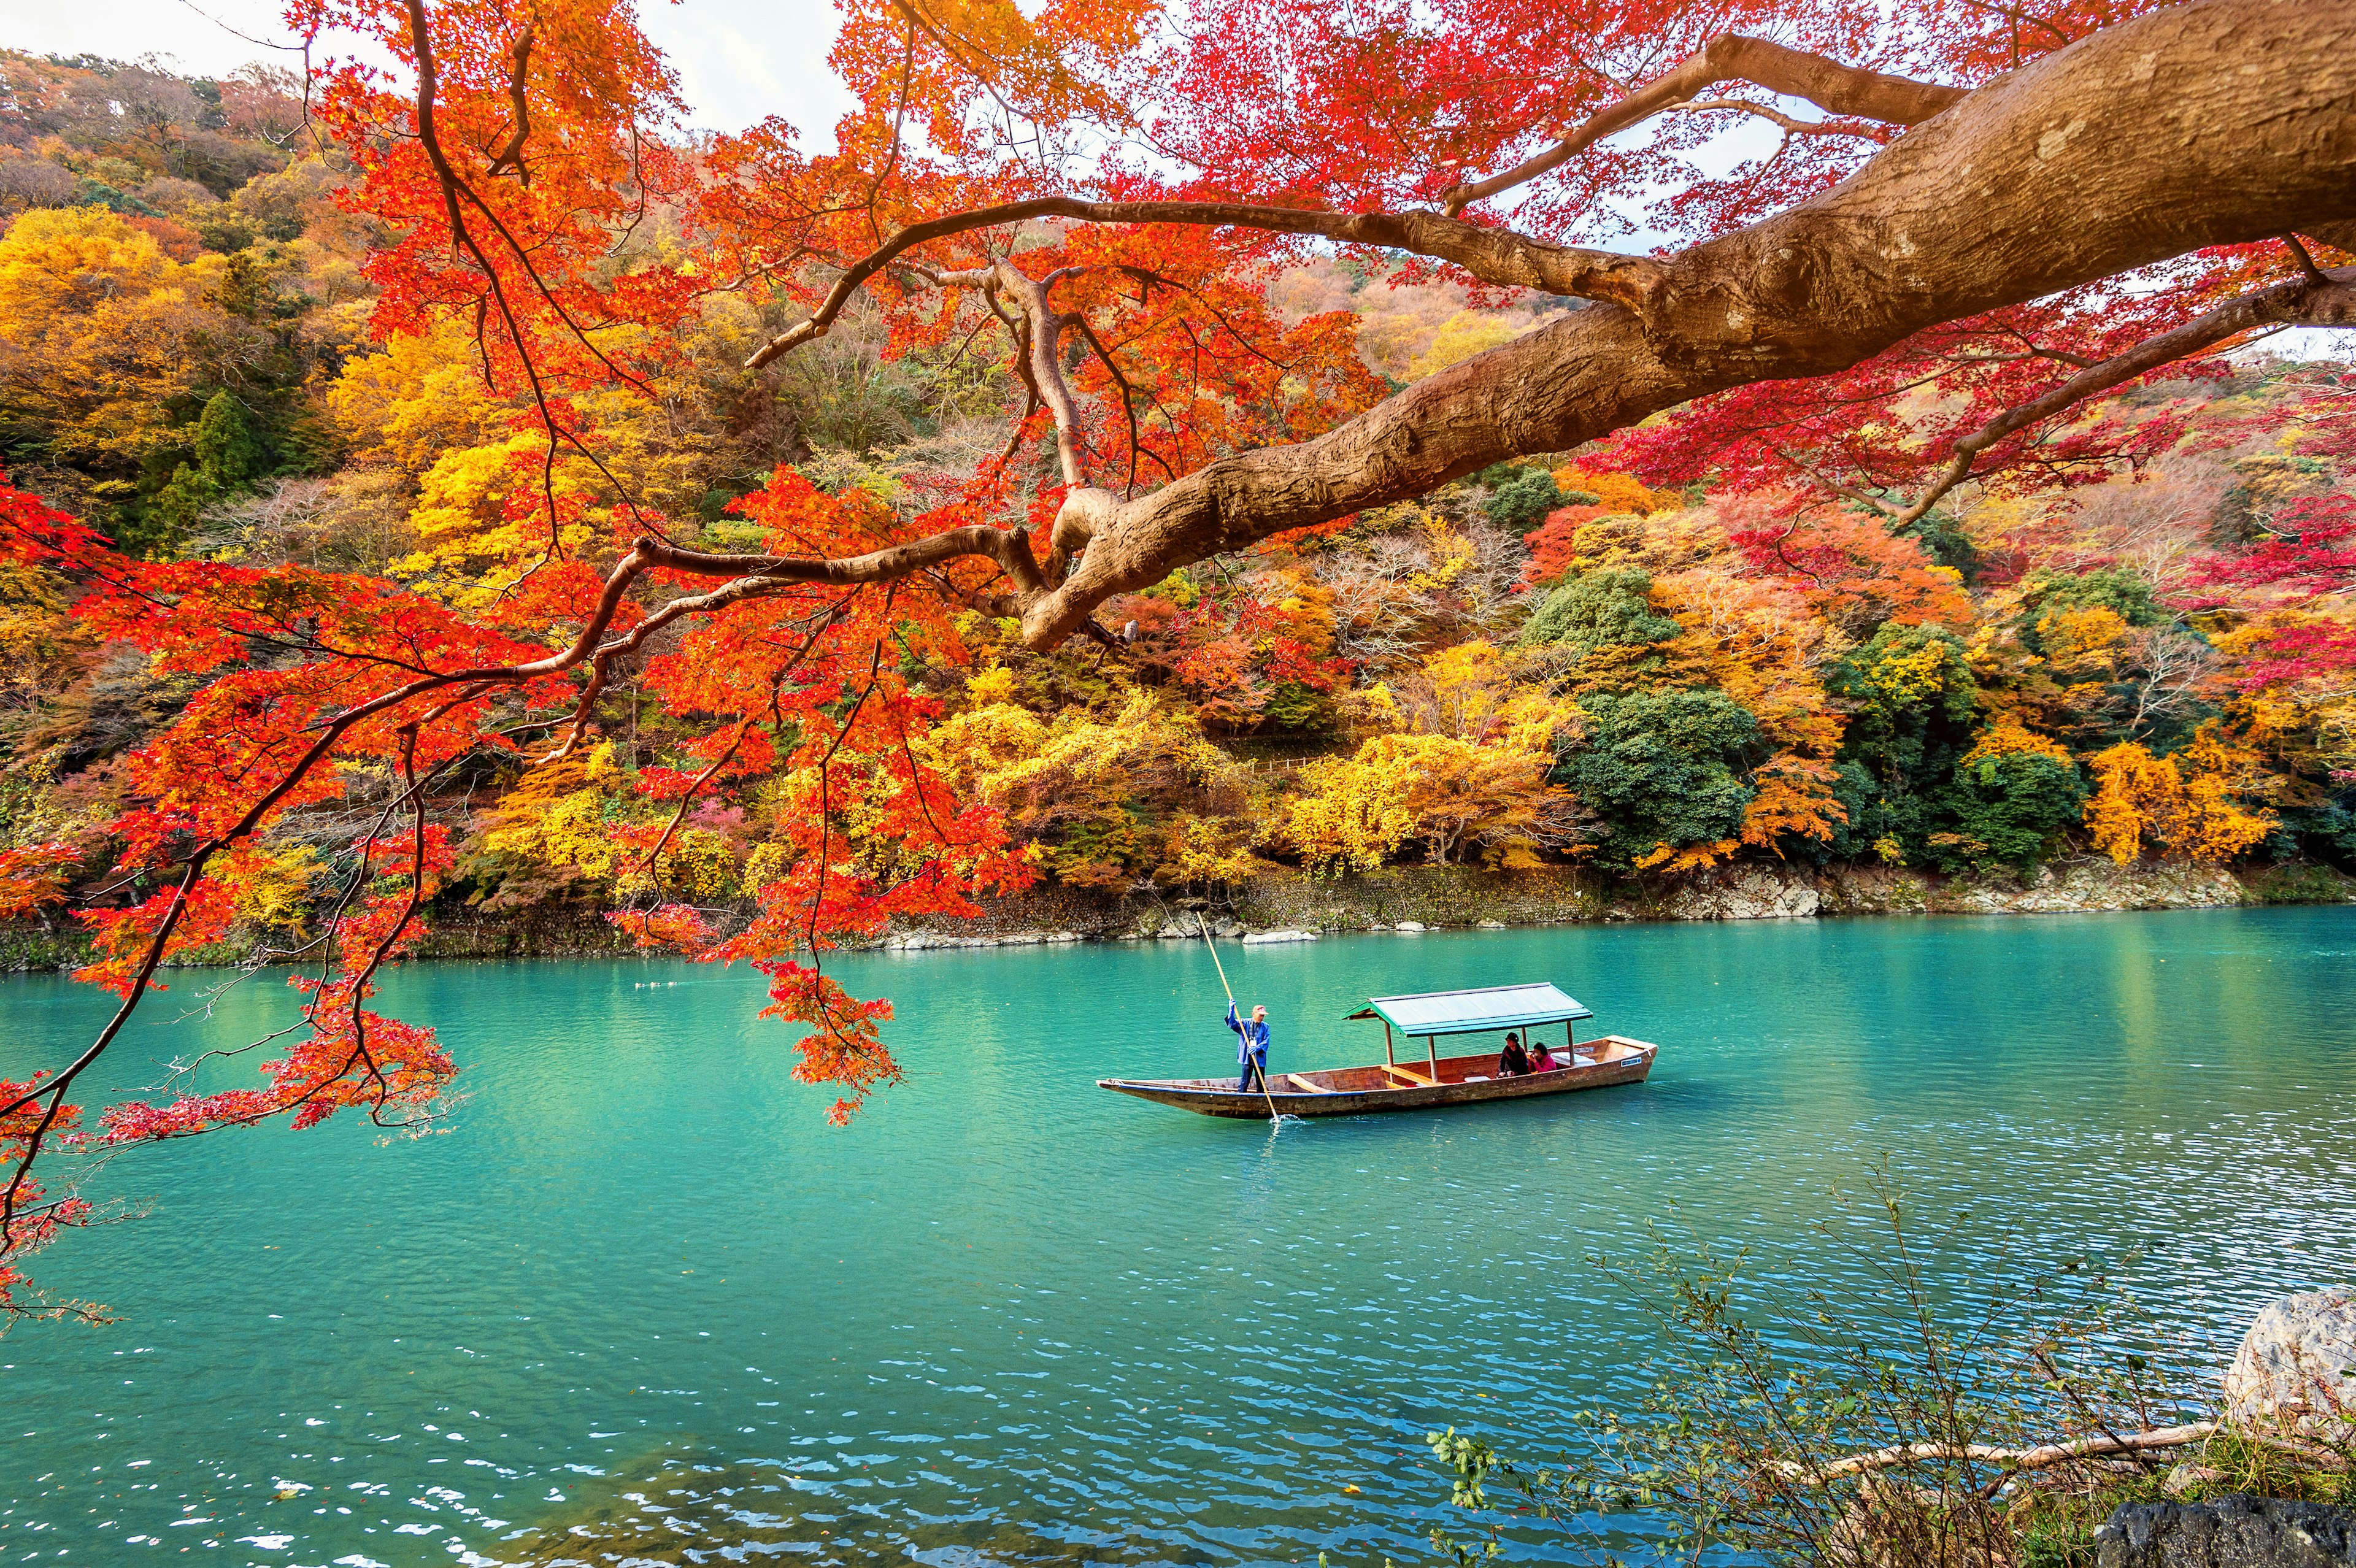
[1098,1036,1657,1119]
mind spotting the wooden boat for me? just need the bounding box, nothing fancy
[1099,981,1658,1119]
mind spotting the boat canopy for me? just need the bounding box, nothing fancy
[1346,982,1593,1037]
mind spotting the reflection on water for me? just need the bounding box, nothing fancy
[1,907,2352,1566]
[504,1443,1213,1566]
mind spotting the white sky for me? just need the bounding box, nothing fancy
[0,0,860,142]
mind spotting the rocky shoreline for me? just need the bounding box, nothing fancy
[868,856,2355,953]
[3,858,2349,971]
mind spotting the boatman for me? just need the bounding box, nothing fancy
[1226,1001,1271,1093]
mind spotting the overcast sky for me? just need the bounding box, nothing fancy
[1,0,860,142]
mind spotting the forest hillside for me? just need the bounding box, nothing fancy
[2,49,2352,958]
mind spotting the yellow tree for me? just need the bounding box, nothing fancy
[2084,729,2277,864]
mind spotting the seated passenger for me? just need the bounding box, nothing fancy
[1527,1037,1561,1072]
[1496,1032,1532,1077]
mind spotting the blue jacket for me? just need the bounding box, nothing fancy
[1226,1002,1271,1065]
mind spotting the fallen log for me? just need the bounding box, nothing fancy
[1777,1423,2222,1483]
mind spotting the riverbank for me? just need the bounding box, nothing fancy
[871,856,2356,950]
[4,856,2349,970]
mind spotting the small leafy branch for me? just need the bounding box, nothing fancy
[1386,1163,2350,1567]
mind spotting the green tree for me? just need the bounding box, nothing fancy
[1931,747,2086,871]
[193,390,261,488]
[1895,507,1981,584]
[1551,688,1760,869]
[139,463,218,555]
[2015,566,2168,642]
[195,212,256,254]
[1481,466,1566,531]
[1826,624,1981,862]
[1520,567,1681,661]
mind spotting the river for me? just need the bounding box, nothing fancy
[2,907,2352,1566]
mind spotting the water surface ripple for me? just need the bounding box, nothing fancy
[2,908,2352,1566]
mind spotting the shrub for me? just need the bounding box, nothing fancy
[1482,467,1565,531]
[1520,567,1681,659]
[1930,726,2086,871]
[1550,688,1760,869]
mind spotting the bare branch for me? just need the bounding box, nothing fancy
[1439,34,1966,216]
[483,24,534,182]
[1892,269,2356,528]
[744,199,1663,372]
[1672,97,1892,143]
[1778,1422,2220,1484]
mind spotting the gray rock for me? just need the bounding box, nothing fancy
[1665,868,1822,921]
[2225,1289,2356,1437]
[2096,1495,2356,1566]
[1392,920,1428,932]
[1241,928,1317,945]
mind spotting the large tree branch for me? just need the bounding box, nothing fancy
[979,262,1091,498]
[1439,34,1969,217]
[744,199,1663,371]
[739,0,2350,653]
[629,527,1047,604]
[999,0,2356,645]
[744,40,1966,363]
[1892,268,2356,526]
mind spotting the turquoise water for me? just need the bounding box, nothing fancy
[2,907,2353,1566]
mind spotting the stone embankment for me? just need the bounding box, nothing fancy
[4,858,2349,970]
[866,857,2355,951]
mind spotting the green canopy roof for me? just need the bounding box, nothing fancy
[1345,982,1593,1037]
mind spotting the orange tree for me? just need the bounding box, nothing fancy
[2,0,2353,1321]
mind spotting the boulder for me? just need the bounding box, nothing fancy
[2096,1496,2356,1566]
[1393,920,1428,932]
[2224,1288,2356,1437]
[882,931,1003,950]
[1241,928,1317,945]
[1665,867,1822,921]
